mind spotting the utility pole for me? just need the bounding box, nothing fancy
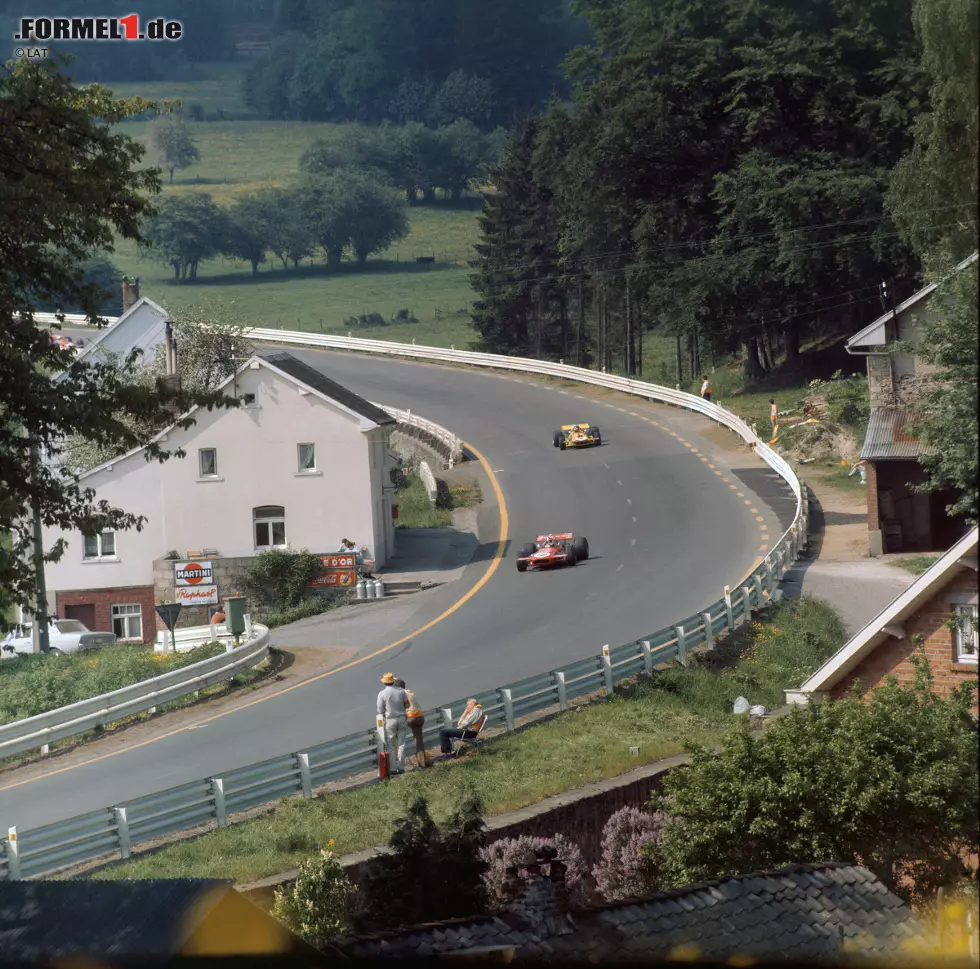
[625,271,633,377]
[29,440,50,653]
[536,280,544,359]
[577,276,585,368]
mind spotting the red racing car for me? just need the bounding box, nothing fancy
[516,533,590,572]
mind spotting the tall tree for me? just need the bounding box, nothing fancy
[141,194,226,280]
[152,115,200,184]
[0,59,234,627]
[223,196,270,276]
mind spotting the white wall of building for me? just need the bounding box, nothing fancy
[77,298,169,369]
[43,361,392,595]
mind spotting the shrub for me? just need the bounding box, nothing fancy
[257,595,346,629]
[593,807,663,901]
[272,841,357,948]
[479,834,589,910]
[244,548,322,610]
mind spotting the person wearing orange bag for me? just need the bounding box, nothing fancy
[395,678,428,768]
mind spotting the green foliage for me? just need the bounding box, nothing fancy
[152,115,201,184]
[651,656,979,904]
[0,642,224,725]
[892,555,941,576]
[805,372,871,431]
[244,548,322,611]
[272,842,358,948]
[356,793,487,930]
[142,193,227,280]
[0,58,238,629]
[394,474,452,529]
[257,596,346,630]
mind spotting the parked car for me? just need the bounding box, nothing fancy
[0,619,116,657]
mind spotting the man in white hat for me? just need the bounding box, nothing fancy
[377,672,409,774]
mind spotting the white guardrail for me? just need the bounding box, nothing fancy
[0,624,270,764]
[0,331,807,881]
[371,400,463,468]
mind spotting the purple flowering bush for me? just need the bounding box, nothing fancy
[592,807,663,901]
[479,834,590,910]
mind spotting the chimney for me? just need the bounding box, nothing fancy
[506,847,574,937]
[121,276,140,313]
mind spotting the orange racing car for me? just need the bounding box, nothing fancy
[516,533,590,572]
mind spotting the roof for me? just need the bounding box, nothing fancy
[77,351,392,481]
[860,407,932,461]
[0,878,229,959]
[787,527,979,703]
[334,863,928,962]
[846,251,978,349]
[259,351,395,427]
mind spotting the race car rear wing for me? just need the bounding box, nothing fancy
[560,424,591,431]
[535,532,573,542]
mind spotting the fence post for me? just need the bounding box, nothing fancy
[297,752,312,799]
[702,613,714,651]
[641,640,653,676]
[724,586,734,631]
[6,827,20,880]
[40,743,50,755]
[601,645,614,694]
[211,778,228,827]
[501,689,515,731]
[441,707,454,729]
[752,574,764,605]
[741,586,754,621]
[554,671,568,712]
[244,613,253,640]
[114,807,131,860]
[209,624,217,643]
[674,626,688,667]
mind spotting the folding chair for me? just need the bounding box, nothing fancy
[451,714,488,757]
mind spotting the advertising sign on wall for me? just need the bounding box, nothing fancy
[309,553,357,589]
[174,560,214,587]
[175,585,219,606]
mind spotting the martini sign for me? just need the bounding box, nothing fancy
[174,560,218,605]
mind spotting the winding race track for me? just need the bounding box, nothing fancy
[0,348,794,830]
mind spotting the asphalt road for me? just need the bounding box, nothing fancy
[1,348,792,830]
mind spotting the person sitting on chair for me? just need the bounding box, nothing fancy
[439,698,484,755]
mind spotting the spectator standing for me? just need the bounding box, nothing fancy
[700,376,712,403]
[769,399,779,435]
[377,672,409,774]
[439,698,485,756]
[395,678,428,768]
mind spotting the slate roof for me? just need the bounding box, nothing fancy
[334,863,928,963]
[860,407,932,461]
[260,351,396,427]
[0,878,230,959]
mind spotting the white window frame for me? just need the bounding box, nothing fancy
[253,506,287,549]
[953,603,978,663]
[297,443,316,473]
[111,603,143,641]
[83,531,116,561]
[199,447,218,478]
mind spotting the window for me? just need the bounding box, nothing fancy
[55,620,86,634]
[199,448,218,477]
[83,531,116,560]
[112,604,143,641]
[254,505,286,549]
[298,443,316,472]
[953,604,978,663]
[243,392,257,406]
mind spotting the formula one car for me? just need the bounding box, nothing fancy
[516,533,590,572]
[553,423,601,450]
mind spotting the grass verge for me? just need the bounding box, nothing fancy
[892,555,941,576]
[395,473,482,529]
[256,593,352,630]
[92,597,845,883]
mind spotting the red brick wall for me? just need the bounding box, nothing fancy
[829,570,979,707]
[55,586,158,643]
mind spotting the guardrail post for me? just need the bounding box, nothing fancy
[6,828,20,880]
[724,586,734,631]
[244,613,253,640]
[297,752,312,799]
[674,627,688,667]
[211,778,228,827]
[741,586,754,620]
[114,807,131,860]
[641,640,653,677]
[702,613,714,651]
[441,707,454,729]
[554,671,568,712]
[209,624,217,643]
[376,715,386,749]
[601,645,614,694]
[500,689,515,731]
[41,743,50,755]
[752,574,764,605]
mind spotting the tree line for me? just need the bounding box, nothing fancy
[244,0,586,127]
[470,0,977,389]
[142,118,505,280]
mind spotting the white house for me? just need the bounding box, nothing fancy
[42,351,397,642]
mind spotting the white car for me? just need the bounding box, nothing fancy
[0,619,116,657]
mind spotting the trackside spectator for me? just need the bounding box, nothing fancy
[700,376,712,402]
[439,698,484,755]
[377,672,409,774]
[395,678,428,768]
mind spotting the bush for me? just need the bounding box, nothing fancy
[244,548,322,611]
[593,807,663,901]
[479,834,589,910]
[0,642,224,724]
[257,596,346,630]
[273,841,357,948]
[807,371,869,430]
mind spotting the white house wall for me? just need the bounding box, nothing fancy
[79,300,169,369]
[43,365,385,597]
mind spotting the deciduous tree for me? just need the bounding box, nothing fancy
[152,114,200,184]
[142,193,226,280]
